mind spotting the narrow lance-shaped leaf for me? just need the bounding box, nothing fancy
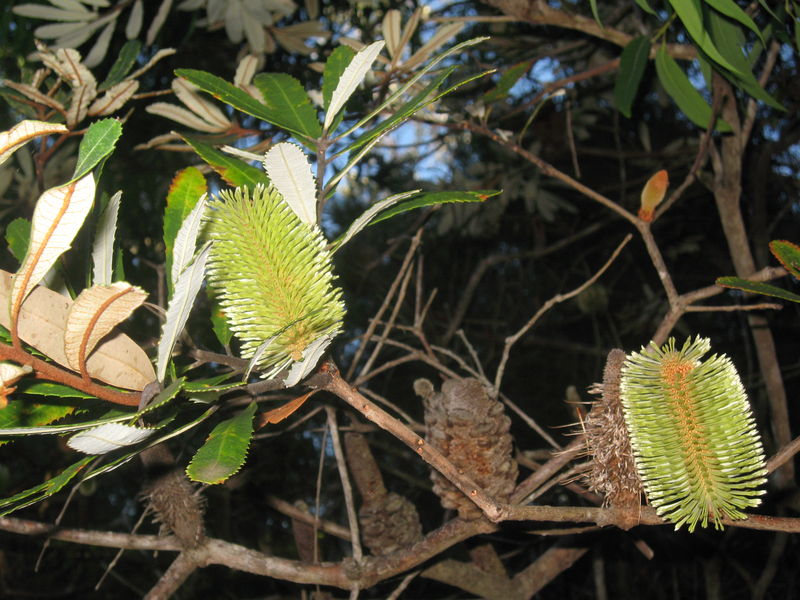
[11,174,96,331]
[0,456,93,516]
[716,276,800,303]
[171,193,207,286]
[156,243,210,382]
[64,282,147,372]
[263,142,317,226]
[614,36,650,118]
[181,136,269,191]
[186,402,257,484]
[322,45,356,109]
[163,166,207,295]
[324,40,385,132]
[67,422,156,455]
[0,120,67,167]
[369,189,502,226]
[92,191,121,285]
[252,72,323,139]
[330,190,420,252]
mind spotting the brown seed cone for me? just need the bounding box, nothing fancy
[583,349,642,529]
[139,444,205,548]
[416,377,518,520]
[360,492,423,556]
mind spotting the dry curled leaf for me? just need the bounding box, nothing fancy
[0,120,68,167]
[64,282,147,372]
[0,269,155,390]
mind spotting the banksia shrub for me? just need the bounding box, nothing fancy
[205,184,345,378]
[415,377,517,520]
[583,349,643,529]
[620,337,767,531]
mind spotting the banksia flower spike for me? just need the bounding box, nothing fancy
[205,184,345,380]
[620,336,767,531]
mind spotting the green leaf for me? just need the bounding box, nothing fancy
[186,402,257,484]
[589,0,603,27]
[635,0,657,15]
[323,45,356,110]
[614,36,651,118]
[371,189,502,225]
[0,396,78,437]
[769,240,800,279]
[483,59,534,104]
[176,69,320,144]
[716,276,800,303]
[163,167,207,296]
[211,301,233,347]
[182,135,269,190]
[705,9,784,110]
[667,0,742,75]
[73,119,123,181]
[704,0,764,44]
[99,40,142,91]
[0,456,93,515]
[655,46,731,131]
[5,218,30,264]
[252,73,322,139]
[17,382,93,398]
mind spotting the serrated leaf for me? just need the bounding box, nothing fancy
[263,142,317,225]
[67,422,155,454]
[0,120,68,167]
[92,191,120,285]
[11,174,96,322]
[370,189,500,226]
[770,240,800,279]
[64,282,147,371]
[253,72,323,139]
[324,40,384,132]
[146,102,228,133]
[163,167,207,295]
[716,276,800,303]
[322,45,355,110]
[186,402,257,484]
[99,40,142,90]
[330,190,419,252]
[5,218,31,265]
[73,119,122,181]
[182,136,269,190]
[614,36,650,118]
[0,456,93,516]
[156,244,210,382]
[16,381,93,398]
[0,269,156,390]
[483,59,534,104]
[177,69,321,141]
[655,46,731,132]
[171,194,207,288]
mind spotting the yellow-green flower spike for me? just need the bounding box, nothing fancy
[620,336,767,532]
[205,184,345,377]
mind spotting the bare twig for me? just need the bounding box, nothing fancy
[494,235,632,392]
[326,406,363,561]
[144,551,201,600]
[265,495,351,541]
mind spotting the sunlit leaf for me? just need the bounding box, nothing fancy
[92,191,121,286]
[64,282,147,371]
[252,72,323,139]
[186,402,257,484]
[330,190,419,252]
[370,189,501,225]
[263,142,317,226]
[181,136,269,190]
[12,174,96,322]
[163,166,207,295]
[171,194,207,288]
[156,244,210,382]
[324,40,384,132]
[73,118,122,181]
[0,120,67,167]
[67,422,155,454]
[667,0,742,76]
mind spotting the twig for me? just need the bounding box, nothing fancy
[347,230,422,381]
[265,495,351,541]
[313,420,329,563]
[493,235,632,392]
[322,362,506,522]
[501,391,561,450]
[766,434,800,475]
[326,406,363,561]
[144,550,201,600]
[386,570,420,600]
